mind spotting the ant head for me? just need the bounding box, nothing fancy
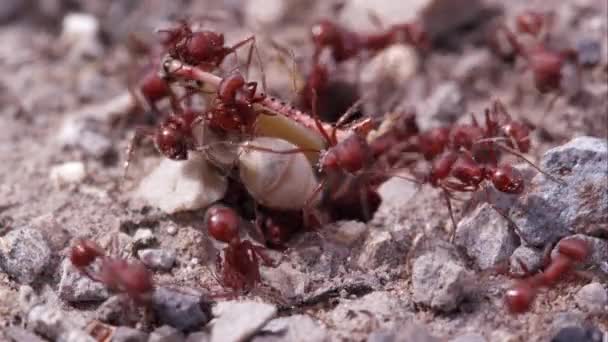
[218,72,246,103]
[187,31,226,63]
[491,164,524,194]
[105,259,154,301]
[450,125,484,151]
[70,239,104,268]
[419,127,450,160]
[311,19,340,48]
[155,123,188,160]
[322,134,370,173]
[140,72,169,103]
[206,206,240,243]
[505,280,536,314]
[529,49,564,93]
[557,238,589,263]
[516,11,545,37]
[451,154,483,187]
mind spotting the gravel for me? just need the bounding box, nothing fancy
[455,203,519,270]
[510,136,608,245]
[0,228,52,284]
[111,326,149,342]
[211,301,277,342]
[357,230,408,269]
[138,248,176,271]
[254,315,328,342]
[152,287,213,332]
[575,283,607,314]
[550,326,604,342]
[508,245,544,277]
[411,245,471,311]
[58,259,110,303]
[149,325,186,342]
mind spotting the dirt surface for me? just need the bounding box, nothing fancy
[0,0,607,341]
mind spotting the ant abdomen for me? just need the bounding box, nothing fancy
[206,206,241,244]
[70,239,104,268]
[321,134,371,173]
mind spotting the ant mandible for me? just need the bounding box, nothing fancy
[505,238,589,313]
[205,206,275,292]
[70,239,155,305]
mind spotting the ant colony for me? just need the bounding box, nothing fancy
[69,9,591,318]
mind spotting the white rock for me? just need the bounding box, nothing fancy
[245,0,287,26]
[360,44,419,85]
[60,13,103,59]
[339,0,484,37]
[211,301,277,342]
[49,162,86,186]
[134,153,227,214]
[575,282,607,314]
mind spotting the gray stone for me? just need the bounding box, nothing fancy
[357,230,408,269]
[149,325,186,342]
[575,283,607,314]
[455,203,519,270]
[211,301,277,342]
[133,229,157,249]
[510,137,608,246]
[321,220,368,247]
[552,235,608,270]
[58,329,96,342]
[27,305,73,340]
[260,262,308,299]
[138,248,176,271]
[449,333,487,342]
[377,176,419,208]
[419,82,465,130]
[0,0,22,23]
[5,326,46,342]
[412,246,470,311]
[254,315,328,342]
[366,323,439,342]
[111,326,148,342]
[328,292,410,336]
[58,259,110,303]
[509,246,543,277]
[186,331,210,342]
[152,287,213,332]
[0,228,52,284]
[96,295,140,326]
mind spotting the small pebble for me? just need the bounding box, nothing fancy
[0,228,52,284]
[133,229,157,249]
[551,326,603,342]
[152,287,213,332]
[149,325,185,342]
[138,248,176,271]
[111,326,148,342]
[211,301,277,342]
[575,283,607,314]
[166,225,178,235]
[49,161,86,186]
[58,259,110,303]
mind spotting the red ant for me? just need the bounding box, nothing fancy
[70,239,155,305]
[302,19,428,110]
[497,10,579,110]
[205,206,275,292]
[159,20,257,73]
[310,19,429,64]
[505,238,589,314]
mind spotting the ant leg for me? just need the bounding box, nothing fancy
[331,97,366,144]
[494,142,565,185]
[269,39,300,100]
[124,127,155,181]
[441,188,458,243]
[311,89,334,146]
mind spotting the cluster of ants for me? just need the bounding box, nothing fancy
[68,9,592,316]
